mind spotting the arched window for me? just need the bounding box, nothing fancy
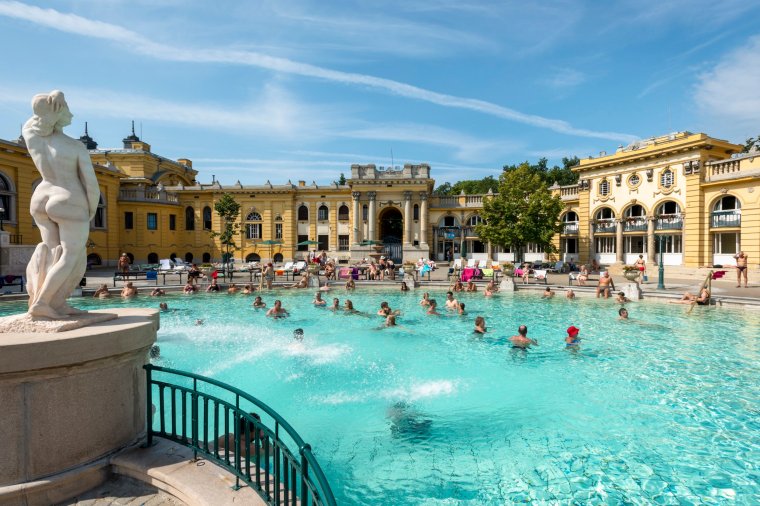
[338,205,349,221]
[656,201,681,215]
[246,210,263,239]
[467,215,483,226]
[0,172,16,224]
[275,215,283,239]
[595,207,615,220]
[598,179,610,196]
[439,215,459,227]
[246,253,261,263]
[147,252,159,264]
[125,252,134,264]
[202,252,211,263]
[91,195,106,229]
[184,252,194,263]
[87,253,102,266]
[563,211,579,222]
[625,204,646,218]
[413,204,419,221]
[297,205,309,221]
[203,206,212,230]
[273,253,284,263]
[318,205,329,221]
[713,195,740,211]
[660,169,674,188]
[185,206,195,230]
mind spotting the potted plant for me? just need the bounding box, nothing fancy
[622,265,640,281]
[501,262,515,277]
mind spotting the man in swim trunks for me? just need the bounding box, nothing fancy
[266,299,288,317]
[596,272,614,299]
[565,325,581,347]
[444,291,458,310]
[735,251,748,288]
[510,325,538,349]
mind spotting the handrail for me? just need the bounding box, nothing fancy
[144,364,336,506]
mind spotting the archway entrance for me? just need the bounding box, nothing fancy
[379,207,403,263]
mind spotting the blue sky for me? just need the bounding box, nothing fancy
[0,0,758,186]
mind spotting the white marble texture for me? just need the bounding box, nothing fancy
[22,91,101,319]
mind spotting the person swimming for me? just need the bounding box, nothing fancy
[293,328,304,340]
[252,296,266,308]
[509,325,538,349]
[474,316,487,334]
[618,307,629,320]
[565,325,580,347]
[313,292,327,306]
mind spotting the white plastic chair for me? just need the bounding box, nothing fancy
[159,259,173,271]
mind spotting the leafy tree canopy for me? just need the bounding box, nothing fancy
[433,157,579,195]
[212,193,241,251]
[503,156,580,187]
[337,173,347,185]
[742,135,760,153]
[475,163,564,259]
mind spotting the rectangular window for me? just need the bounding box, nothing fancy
[713,233,738,254]
[525,243,544,253]
[318,234,329,251]
[246,223,262,239]
[275,223,283,239]
[595,236,616,253]
[318,207,329,221]
[297,234,309,251]
[660,234,683,253]
[147,213,158,230]
[169,214,176,231]
[338,235,349,251]
[563,238,578,254]
[124,212,133,230]
[92,207,105,229]
[624,236,646,253]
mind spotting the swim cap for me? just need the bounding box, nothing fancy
[567,326,580,336]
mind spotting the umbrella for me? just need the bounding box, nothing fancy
[296,239,321,261]
[259,239,283,261]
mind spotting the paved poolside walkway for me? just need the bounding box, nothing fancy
[59,475,185,505]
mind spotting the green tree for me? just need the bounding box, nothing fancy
[503,157,579,186]
[476,163,563,262]
[433,182,453,195]
[211,193,241,264]
[337,173,347,185]
[742,136,760,153]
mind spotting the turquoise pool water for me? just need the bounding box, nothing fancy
[3,290,758,504]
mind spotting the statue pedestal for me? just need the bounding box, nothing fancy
[620,282,642,300]
[0,308,158,505]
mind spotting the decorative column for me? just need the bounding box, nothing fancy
[352,191,361,245]
[403,191,412,246]
[647,217,656,265]
[419,192,429,247]
[616,219,624,264]
[367,191,377,241]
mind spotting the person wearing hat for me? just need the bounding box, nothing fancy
[566,326,581,347]
[509,325,538,349]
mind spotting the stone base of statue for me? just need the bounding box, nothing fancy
[620,282,642,300]
[500,276,516,292]
[0,311,118,333]
[0,308,158,505]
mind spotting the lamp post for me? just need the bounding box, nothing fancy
[657,235,665,290]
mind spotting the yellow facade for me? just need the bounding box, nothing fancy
[1,129,758,270]
[553,132,758,268]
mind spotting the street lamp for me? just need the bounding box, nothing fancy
[657,235,666,290]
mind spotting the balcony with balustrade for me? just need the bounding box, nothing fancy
[429,194,491,208]
[119,188,180,205]
[623,217,648,232]
[562,222,579,235]
[655,214,683,230]
[711,210,741,228]
[593,219,616,234]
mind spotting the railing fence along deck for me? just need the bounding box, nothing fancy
[145,365,336,506]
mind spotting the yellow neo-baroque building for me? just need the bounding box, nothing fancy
[0,127,757,271]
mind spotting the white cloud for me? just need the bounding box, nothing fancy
[540,68,587,89]
[0,82,332,139]
[0,0,637,143]
[694,35,760,139]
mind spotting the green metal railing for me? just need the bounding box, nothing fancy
[144,365,336,506]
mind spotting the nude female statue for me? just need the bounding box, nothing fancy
[22,91,100,319]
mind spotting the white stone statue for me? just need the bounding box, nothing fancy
[22,91,100,319]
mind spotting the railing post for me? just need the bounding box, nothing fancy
[300,444,310,506]
[192,378,198,461]
[144,365,153,448]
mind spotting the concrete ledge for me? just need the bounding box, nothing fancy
[111,439,266,506]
